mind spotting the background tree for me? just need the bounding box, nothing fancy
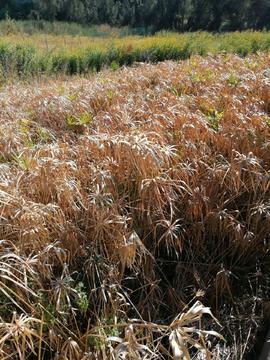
[1,0,270,32]
[225,0,248,31]
[0,0,17,20]
[247,0,270,30]
[32,0,61,21]
[177,0,191,32]
[83,0,99,24]
[59,0,86,23]
[97,0,120,26]
[0,0,33,20]
[153,0,169,29]
[207,0,229,31]
[187,0,211,30]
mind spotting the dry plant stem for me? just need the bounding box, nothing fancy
[0,53,269,359]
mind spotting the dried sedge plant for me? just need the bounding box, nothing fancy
[0,53,269,358]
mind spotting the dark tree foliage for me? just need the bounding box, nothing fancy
[247,0,270,30]
[2,0,270,32]
[225,0,248,31]
[0,0,33,20]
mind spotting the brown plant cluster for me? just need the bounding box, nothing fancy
[0,53,270,359]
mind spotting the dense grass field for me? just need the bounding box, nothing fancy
[0,29,270,79]
[0,51,269,359]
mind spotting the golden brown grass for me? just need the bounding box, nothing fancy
[1,33,140,52]
[0,53,269,358]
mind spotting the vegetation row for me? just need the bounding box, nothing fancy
[0,30,270,79]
